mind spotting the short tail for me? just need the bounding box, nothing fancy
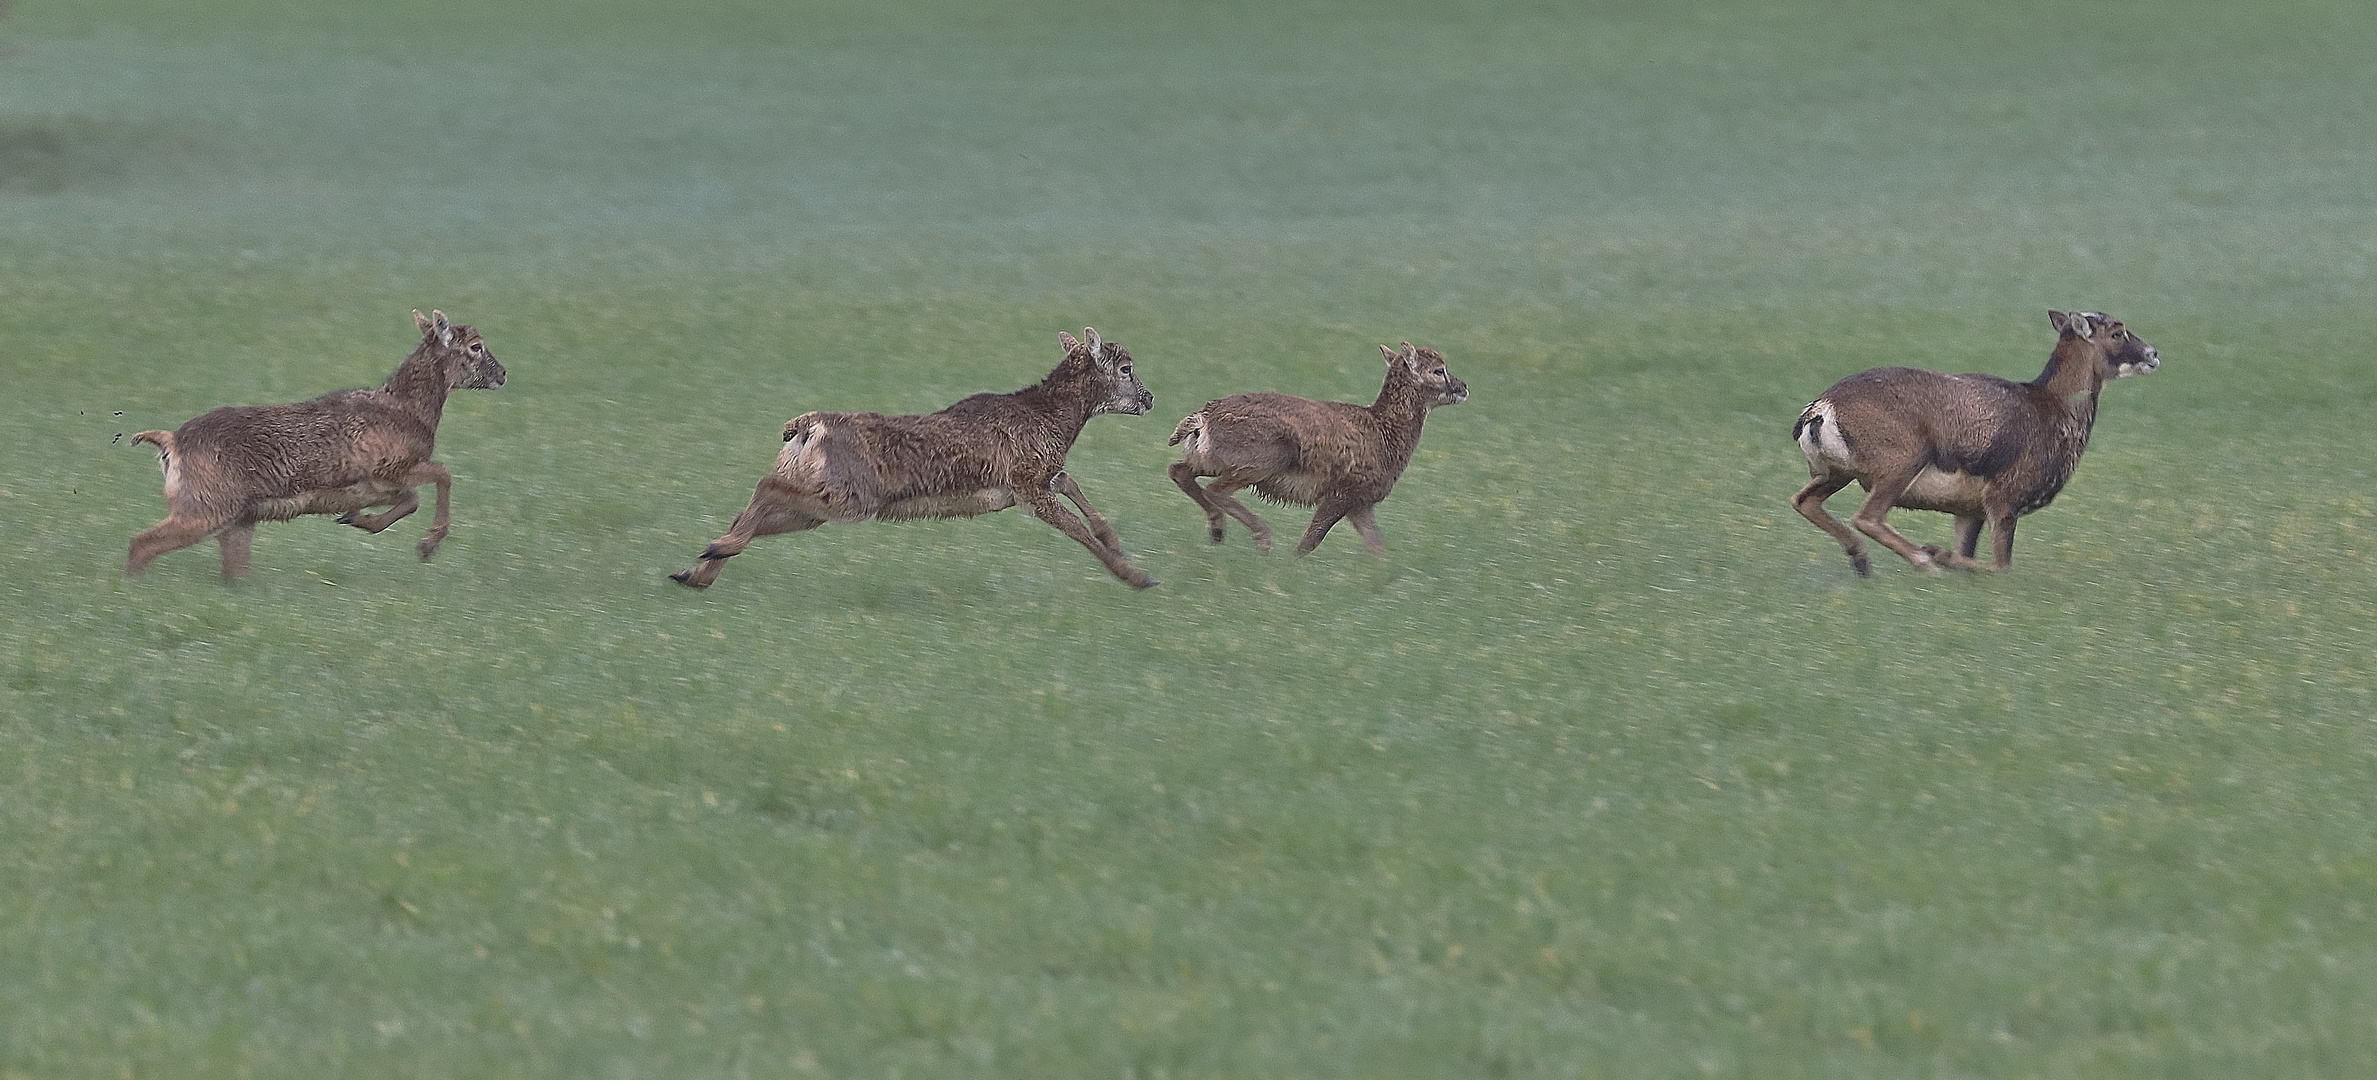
[1790,401,1821,443]
[132,430,173,455]
[1167,413,1202,447]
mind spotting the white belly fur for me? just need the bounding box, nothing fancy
[875,488,1017,520]
[1895,467,1987,511]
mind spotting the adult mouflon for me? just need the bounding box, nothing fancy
[1791,310,2158,576]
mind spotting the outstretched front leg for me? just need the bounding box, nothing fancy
[671,474,826,588]
[1345,505,1389,559]
[407,462,455,561]
[1293,493,1368,557]
[1984,497,2020,571]
[1020,488,1155,589]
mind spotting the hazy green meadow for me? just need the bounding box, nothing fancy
[6,1,2377,1076]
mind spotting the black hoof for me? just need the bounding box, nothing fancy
[1851,555,1872,578]
[337,511,359,525]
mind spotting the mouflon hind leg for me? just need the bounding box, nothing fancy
[1792,473,1870,577]
[671,474,826,588]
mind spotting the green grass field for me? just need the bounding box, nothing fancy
[7,1,2377,1076]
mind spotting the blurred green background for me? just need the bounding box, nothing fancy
[6,1,2377,1076]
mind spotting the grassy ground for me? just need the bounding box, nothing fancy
[6,1,2377,1076]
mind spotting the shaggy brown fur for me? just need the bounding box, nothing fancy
[1791,310,2160,577]
[670,328,1158,590]
[1167,343,1468,557]
[127,310,505,580]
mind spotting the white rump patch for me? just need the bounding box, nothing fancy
[776,421,826,473]
[1797,400,1856,474]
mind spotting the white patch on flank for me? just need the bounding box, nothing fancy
[1901,467,1987,507]
[1194,415,1213,455]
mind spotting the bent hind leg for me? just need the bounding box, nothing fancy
[1928,512,1990,571]
[128,513,228,576]
[1171,459,1274,552]
[1204,480,1272,552]
[671,475,827,588]
[1168,460,1230,543]
[338,487,419,533]
[1848,468,1941,573]
[1792,473,1870,577]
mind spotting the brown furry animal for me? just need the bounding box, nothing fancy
[1791,310,2159,577]
[1167,342,1468,558]
[127,310,505,580]
[670,328,1158,590]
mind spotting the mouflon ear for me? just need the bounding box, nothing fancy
[1084,327,1106,362]
[415,309,435,337]
[2048,310,2094,339]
